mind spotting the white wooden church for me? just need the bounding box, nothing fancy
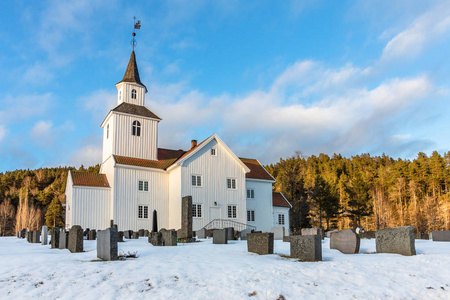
[65,50,291,234]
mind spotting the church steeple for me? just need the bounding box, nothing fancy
[117,50,147,91]
[115,50,147,106]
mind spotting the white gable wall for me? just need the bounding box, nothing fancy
[64,171,74,229]
[102,117,114,163]
[273,206,290,235]
[100,156,115,223]
[70,186,111,230]
[245,179,273,232]
[180,139,247,231]
[113,165,169,231]
[116,82,146,106]
[168,166,182,230]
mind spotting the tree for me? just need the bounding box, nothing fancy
[0,199,15,236]
[308,176,340,230]
[45,197,63,228]
[346,172,373,227]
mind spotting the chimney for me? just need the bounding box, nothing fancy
[191,140,197,149]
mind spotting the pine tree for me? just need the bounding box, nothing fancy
[45,197,63,228]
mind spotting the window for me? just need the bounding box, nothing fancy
[247,210,255,222]
[278,214,285,225]
[228,205,237,218]
[227,178,236,190]
[138,205,149,219]
[193,204,202,218]
[138,180,149,191]
[247,189,254,199]
[131,89,137,99]
[119,90,122,100]
[192,175,202,187]
[107,124,109,139]
[211,148,216,156]
[132,120,141,136]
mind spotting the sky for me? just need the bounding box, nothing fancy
[1,0,450,172]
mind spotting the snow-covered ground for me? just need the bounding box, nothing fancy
[0,236,449,300]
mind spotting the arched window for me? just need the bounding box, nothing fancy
[132,120,141,136]
[107,124,109,139]
[131,89,137,99]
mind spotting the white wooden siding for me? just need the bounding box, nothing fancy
[64,172,73,229]
[168,166,182,229]
[273,206,290,235]
[245,179,273,232]
[180,139,247,231]
[71,186,111,230]
[113,165,169,231]
[101,117,114,163]
[111,113,158,160]
[117,83,146,106]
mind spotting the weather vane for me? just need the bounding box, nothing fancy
[131,16,141,50]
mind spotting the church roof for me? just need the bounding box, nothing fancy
[117,50,147,90]
[112,102,161,120]
[114,148,186,170]
[239,158,276,181]
[272,192,292,208]
[70,171,110,188]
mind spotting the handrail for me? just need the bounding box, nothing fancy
[202,219,257,231]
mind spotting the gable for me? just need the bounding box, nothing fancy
[273,192,292,208]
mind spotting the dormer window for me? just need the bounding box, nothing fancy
[132,120,141,136]
[131,89,137,99]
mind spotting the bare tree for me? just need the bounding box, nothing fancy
[0,199,16,236]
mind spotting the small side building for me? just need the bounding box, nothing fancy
[272,192,292,235]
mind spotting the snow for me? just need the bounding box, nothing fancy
[1,236,449,299]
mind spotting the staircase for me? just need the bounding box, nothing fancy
[202,219,257,231]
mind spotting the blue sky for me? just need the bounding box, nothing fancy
[1,0,450,172]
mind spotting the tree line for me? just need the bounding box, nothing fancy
[266,151,450,233]
[0,165,99,236]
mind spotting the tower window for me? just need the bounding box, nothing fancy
[132,120,141,136]
[131,89,137,99]
[107,124,109,139]
[119,91,122,100]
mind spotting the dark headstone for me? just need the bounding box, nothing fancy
[431,230,450,241]
[160,229,177,246]
[247,232,274,255]
[68,225,83,253]
[152,210,158,232]
[26,231,31,243]
[32,230,41,243]
[124,230,133,239]
[376,226,416,256]
[290,235,322,261]
[196,228,207,239]
[88,229,97,240]
[41,226,48,245]
[97,228,118,261]
[138,229,145,237]
[213,229,228,244]
[133,232,139,239]
[51,228,60,248]
[113,224,118,229]
[359,231,376,239]
[415,232,429,240]
[179,196,193,239]
[20,229,26,239]
[144,230,149,237]
[283,236,291,242]
[83,228,90,239]
[330,228,360,254]
[59,229,69,249]
[118,231,124,242]
[149,232,163,246]
[225,227,235,240]
[110,220,114,228]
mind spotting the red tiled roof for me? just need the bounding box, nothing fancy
[176,140,206,161]
[71,171,110,188]
[239,158,275,181]
[114,148,186,170]
[273,192,291,208]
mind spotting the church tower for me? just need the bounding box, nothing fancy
[100,51,161,163]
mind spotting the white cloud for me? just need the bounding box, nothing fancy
[80,89,117,122]
[30,120,54,146]
[68,144,102,168]
[0,126,5,143]
[381,2,450,60]
[0,93,52,125]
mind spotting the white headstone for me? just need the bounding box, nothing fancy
[41,225,48,245]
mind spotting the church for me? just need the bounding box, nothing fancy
[65,50,291,234]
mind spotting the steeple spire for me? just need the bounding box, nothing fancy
[117,50,147,90]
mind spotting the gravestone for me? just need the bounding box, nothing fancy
[59,229,69,249]
[301,228,321,236]
[124,230,133,239]
[271,227,285,240]
[68,225,83,253]
[144,230,149,237]
[41,225,48,245]
[178,196,193,239]
[133,232,139,239]
[83,228,90,239]
[359,231,376,239]
[26,231,31,243]
[290,235,322,261]
[431,230,450,242]
[138,229,145,237]
[240,229,252,240]
[32,230,41,243]
[415,232,429,240]
[118,231,124,242]
[283,236,291,242]
[376,226,416,256]
[160,229,177,246]
[20,229,26,238]
[149,232,163,246]
[51,227,60,248]
[152,210,158,232]
[213,229,228,244]
[247,232,274,255]
[326,229,339,238]
[330,228,360,254]
[88,229,96,240]
[97,228,118,261]
[196,228,207,239]
[225,227,235,240]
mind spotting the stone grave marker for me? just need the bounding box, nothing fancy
[359,231,376,239]
[68,225,83,253]
[177,196,193,240]
[326,229,339,238]
[225,227,235,241]
[431,230,450,242]
[213,229,228,244]
[149,232,163,246]
[376,226,416,256]
[124,230,133,239]
[330,228,360,254]
[88,229,97,240]
[240,229,252,240]
[271,227,285,240]
[290,235,322,261]
[138,229,145,237]
[26,231,31,243]
[32,230,41,243]
[41,225,48,245]
[283,236,291,242]
[59,229,69,249]
[415,232,429,240]
[20,229,26,239]
[144,230,149,237]
[196,228,207,239]
[247,232,274,255]
[97,228,118,261]
[161,229,177,246]
[118,231,124,242]
[51,228,60,249]
[133,232,139,239]
[83,228,90,239]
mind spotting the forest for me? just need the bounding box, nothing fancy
[0,151,449,236]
